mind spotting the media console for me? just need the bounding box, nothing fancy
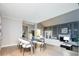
[45,38,78,51]
[45,38,63,46]
[60,43,72,50]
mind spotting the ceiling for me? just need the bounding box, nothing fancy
[40,9,79,27]
[0,3,79,23]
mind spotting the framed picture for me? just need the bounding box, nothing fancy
[61,28,68,34]
[45,30,52,39]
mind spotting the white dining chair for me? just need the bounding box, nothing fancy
[33,37,46,51]
[18,38,34,55]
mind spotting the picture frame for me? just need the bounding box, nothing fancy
[61,28,68,34]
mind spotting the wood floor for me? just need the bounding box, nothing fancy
[0,45,78,56]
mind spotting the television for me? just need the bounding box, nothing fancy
[64,37,70,41]
[60,37,65,42]
[60,36,70,42]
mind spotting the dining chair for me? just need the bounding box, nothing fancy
[33,37,46,51]
[18,38,34,56]
[40,37,46,51]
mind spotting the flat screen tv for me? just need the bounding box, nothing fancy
[60,37,65,42]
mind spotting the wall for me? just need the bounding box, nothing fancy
[0,16,1,49]
[22,21,35,40]
[44,21,79,42]
[37,23,44,36]
[22,25,28,39]
[1,16,22,47]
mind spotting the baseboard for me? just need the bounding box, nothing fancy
[1,44,17,48]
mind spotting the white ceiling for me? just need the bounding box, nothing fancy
[0,3,79,23]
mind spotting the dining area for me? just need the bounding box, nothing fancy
[19,24,46,55]
[18,35,46,56]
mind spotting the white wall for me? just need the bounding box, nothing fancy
[0,16,1,49]
[37,23,44,36]
[1,16,22,47]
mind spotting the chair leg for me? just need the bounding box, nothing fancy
[23,48,25,56]
[40,43,46,51]
[42,44,44,51]
[20,46,23,52]
[43,43,46,50]
[40,44,42,51]
[32,47,34,54]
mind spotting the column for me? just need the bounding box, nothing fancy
[34,23,37,39]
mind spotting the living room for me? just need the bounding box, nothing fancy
[0,3,79,56]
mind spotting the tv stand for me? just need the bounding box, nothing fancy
[60,43,72,50]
